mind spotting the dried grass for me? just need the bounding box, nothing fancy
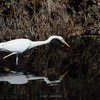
[0,0,71,41]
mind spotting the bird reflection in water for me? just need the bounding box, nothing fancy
[0,71,68,85]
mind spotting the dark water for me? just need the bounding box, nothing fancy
[0,69,99,100]
[0,69,65,100]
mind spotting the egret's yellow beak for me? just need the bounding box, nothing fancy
[64,41,70,47]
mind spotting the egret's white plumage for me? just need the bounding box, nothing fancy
[0,39,31,53]
[0,35,70,65]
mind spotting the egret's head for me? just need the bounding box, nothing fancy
[49,35,70,47]
[57,36,70,47]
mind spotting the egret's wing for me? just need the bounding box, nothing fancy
[0,39,31,53]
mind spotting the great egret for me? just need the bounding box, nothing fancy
[0,35,70,65]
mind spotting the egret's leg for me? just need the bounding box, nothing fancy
[3,52,17,60]
[16,54,19,65]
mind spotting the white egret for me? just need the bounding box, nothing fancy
[0,35,70,65]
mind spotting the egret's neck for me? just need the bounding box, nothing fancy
[29,36,59,49]
[29,38,52,49]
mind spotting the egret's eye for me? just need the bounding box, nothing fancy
[61,39,64,42]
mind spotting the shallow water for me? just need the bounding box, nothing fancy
[0,68,67,100]
[0,68,99,100]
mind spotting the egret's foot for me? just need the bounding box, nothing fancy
[3,57,6,60]
[4,67,10,72]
